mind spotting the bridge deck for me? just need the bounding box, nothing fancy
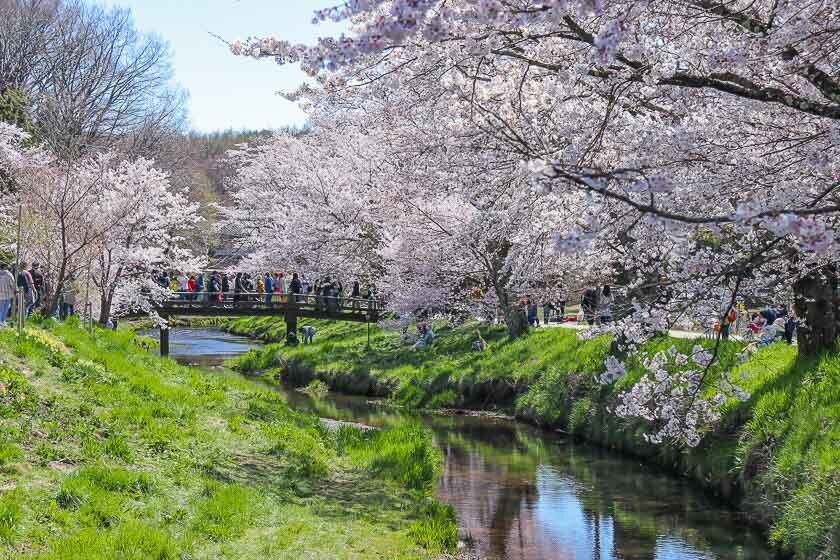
[155,293,381,323]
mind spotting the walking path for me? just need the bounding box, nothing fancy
[545,322,710,340]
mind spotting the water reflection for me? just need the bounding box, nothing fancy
[140,327,260,366]
[159,328,772,560]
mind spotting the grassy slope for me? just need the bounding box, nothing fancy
[0,318,456,559]
[225,316,839,559]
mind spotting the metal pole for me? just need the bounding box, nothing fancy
[15,203,23,336]
[16,289,23,336]
[84,258,92,332]
[14,203,21,276]
[159,326,169,357]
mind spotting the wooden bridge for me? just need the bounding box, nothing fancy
[153,292,382,356]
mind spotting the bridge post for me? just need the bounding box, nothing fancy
[160,326,170,357]
[284,297,298,343]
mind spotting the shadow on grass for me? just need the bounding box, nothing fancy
[207,451,419,533]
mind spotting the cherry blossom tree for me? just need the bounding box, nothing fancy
[218,126,388,282]
[231,0,840,446]
[89,157,203,324]
[1,135,202,321]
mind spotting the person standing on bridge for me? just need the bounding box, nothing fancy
[221,274,230,301]
[351,281,361,312]
[178,273,189,300]
[233,273,242,303]
[207,273,219,303]
[264,273,273,306]
[187,275,197,301]
[314,278,324,311]
[326,281,338,314]
[276,272,286,303]
[195,273,205,303]
[256,275,265,300]
[301,277,310,304]
[290,273,302,302]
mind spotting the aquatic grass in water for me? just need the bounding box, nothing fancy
[301,379,329,398]
[344,422,442,493]
[263,423,332,479]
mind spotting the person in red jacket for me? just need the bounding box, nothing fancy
[187,275,197,300]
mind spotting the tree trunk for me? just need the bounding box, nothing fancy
[503,303,529,338]
[284,300,298,344]
[46,265,67,318]
[794,265,839,354]
[99,292,113,325]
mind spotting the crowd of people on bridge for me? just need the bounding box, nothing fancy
[154,270,378,313]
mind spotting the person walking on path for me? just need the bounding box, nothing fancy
[17,262,35,318]
[527,298,539,327]
[720,302,737,340]
[0,262,15,326]
[784,313,798,344]
[30,263,45,309]
[542,301,553,324]
[60,276,77,320]
[598,285,613,324]
[581,287,599,325]
[556,290,567,319]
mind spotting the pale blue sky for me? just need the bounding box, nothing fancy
[102,1,345,132]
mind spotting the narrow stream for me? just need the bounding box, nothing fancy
[149,327,773,560]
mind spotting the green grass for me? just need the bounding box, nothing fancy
[0,321,455,559]
[733,345,840,558]
[227,317,612,408]
[225,316,839,559]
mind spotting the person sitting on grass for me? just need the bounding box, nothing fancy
[300,325,317,344]
[413,322,435,350]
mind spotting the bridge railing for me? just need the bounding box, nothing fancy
[157,291,381,315]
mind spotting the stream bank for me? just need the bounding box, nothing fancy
[149,326,782,560]
[214,316,839,560]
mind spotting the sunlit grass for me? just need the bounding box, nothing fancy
[0,322,454,559]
